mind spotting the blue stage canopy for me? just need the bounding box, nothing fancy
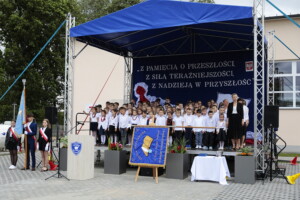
[70,0,254,58]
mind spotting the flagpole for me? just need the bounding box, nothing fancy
[22,79,27,169]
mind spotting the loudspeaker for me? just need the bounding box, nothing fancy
[45,107,58,124]
[264,106,279,128]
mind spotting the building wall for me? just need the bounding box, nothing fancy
[265,16,300,152]
[72,41,124,134]
[265,17,300,61]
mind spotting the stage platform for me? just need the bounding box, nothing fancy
[94,146,238,157]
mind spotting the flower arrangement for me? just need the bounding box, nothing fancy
[108,138,123,151]
[60,136,68,148]
[238,146,253,156]
[169,138,187,154]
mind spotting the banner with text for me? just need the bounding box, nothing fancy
[132,51,254,131]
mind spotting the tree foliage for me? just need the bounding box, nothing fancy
[78,0,141,23]
[0,0,215,122]
[0,0,80,122]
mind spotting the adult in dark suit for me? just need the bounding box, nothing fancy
[21,113,37,171]
[38,119,52,171]
[227,93,244,150]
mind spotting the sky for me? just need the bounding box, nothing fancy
[214,0,300,17]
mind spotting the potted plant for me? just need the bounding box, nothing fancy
[166,138,189,179]
[235,146,255,184]
[59,136,68,171]
[104,138,127,174]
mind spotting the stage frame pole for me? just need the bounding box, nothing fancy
[253,0,266,175]
[64,13,76,135]
[267,30,275,106]
[123,53,133,104]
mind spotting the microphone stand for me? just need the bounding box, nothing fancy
[45,122,83,181]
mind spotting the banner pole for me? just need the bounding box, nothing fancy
[22,79,28,169]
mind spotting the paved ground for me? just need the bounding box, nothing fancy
[0,152,299,200]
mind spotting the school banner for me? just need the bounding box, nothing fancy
[129,127,169,167]
[132,51,254,131]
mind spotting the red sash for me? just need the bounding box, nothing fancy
[10,128,18,142]
[39,128,48,142]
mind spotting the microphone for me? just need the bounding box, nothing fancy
[77,122,84,125]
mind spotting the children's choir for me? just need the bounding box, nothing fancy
[4,93,248,170]
[87,93,249,151]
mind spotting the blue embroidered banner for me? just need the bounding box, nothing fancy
[129,127,169,167]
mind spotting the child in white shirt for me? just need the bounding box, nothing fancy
[139,111,148,126]
[204,111,216,150]
[128,110,139,145]
[216,113,227,150]
[172,109,184,142]
[192,109,205,149]
[183,108,194,148]
[155,110,167,126]
[108,109,118,143]
[118,107,130,145]
[98,110,108,145]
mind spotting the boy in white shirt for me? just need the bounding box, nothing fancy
[128,110,139,145]
[108,109,118,143]
[156,110,167,126]
[172,109,184,142]
[139,111,148,126]
[183,108,194,148]
[192,109,205,149]
[118,107,130,145]
[204,111,216,150]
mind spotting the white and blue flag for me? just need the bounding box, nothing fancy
[15,89,26,135]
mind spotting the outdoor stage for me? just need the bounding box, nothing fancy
[68,0,267,176]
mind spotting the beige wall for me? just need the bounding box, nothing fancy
[72,41,124,134]
[265,17,300,152]
[265,17,300,61]
[277,109,300,151]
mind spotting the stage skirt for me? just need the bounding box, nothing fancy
[228,114,242,139]
[217,129,227,142]
[242,122,247,137]
[108,125,116,136]
[90,122,98,131]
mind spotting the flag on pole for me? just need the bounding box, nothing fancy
[15,89,26,135]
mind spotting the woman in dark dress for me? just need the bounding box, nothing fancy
[5,120,19,170]
[227,93,244,150]
[38,119,52,171]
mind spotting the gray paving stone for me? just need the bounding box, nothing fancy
[0,152,299,200]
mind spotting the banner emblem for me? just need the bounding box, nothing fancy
[71,142,82,156]
[245,61,253,72]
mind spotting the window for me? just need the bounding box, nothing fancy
[275,62,292,74]
[269,60,300,108]
[297,61,300,73]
